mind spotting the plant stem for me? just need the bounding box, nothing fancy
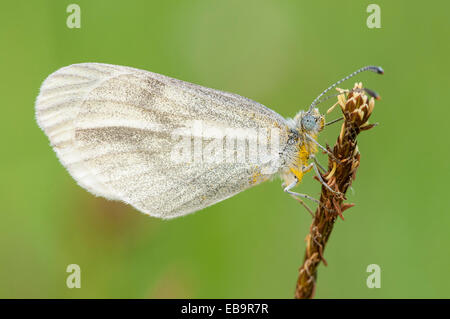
[295,84,377,299]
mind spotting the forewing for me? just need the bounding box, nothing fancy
[35,63,289,218]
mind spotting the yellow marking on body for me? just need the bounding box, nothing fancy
[289,134,319,184]
[319,117,325,131]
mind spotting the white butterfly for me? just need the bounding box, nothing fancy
[35,63,382,218]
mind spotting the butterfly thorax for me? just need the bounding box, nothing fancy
[279,108,324,187]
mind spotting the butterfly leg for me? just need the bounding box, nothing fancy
[282,179,337,216]
[305,133,341,164]
[282,179,319,217]
[283,179,320,204]
[292,196,315,217]
[310,154,326,173]
[283,179,318,217]
[311,161,342,196]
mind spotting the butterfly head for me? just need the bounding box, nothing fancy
[295,108,325,135]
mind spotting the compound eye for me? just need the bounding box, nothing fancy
[302,115,316,131]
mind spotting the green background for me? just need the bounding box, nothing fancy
[1,0,449,298]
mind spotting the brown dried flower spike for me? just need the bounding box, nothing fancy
[295,82,379,299]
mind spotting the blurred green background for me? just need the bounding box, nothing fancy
[1,0,449,298]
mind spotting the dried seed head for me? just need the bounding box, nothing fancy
[336,83,376,128]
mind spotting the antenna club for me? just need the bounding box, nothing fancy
[365,65,384,74]
[307,65,383,112]
[363,88,381,100]
[372,66,384,74]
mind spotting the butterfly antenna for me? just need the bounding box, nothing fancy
[314,87,381,111]
[308,66,383,112]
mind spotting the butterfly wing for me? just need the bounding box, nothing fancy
[35,63,290,218]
